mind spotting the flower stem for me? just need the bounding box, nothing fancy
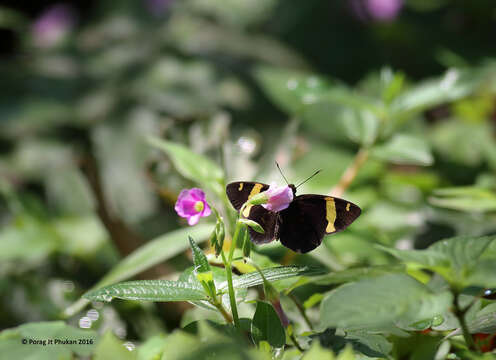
[453,291,478,352]
[221,220,243,330]
[331,148,370,197]
[213,300,233,324]
[289,294,313,330]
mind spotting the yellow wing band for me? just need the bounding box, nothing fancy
[325,197,337,233]
[242,183,264,217]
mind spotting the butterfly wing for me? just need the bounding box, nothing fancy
[226,182,270,210]
[245,205,279,244]
[226,181,276,244]
[278,195,361,253]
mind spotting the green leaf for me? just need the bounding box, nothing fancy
[372,134,433,166]
[253,66,332,115]
[315,328,392,358]
[222,265,324,290]
[254,66,381,145]
[429,186,496,212]
[64,224,212,317]
[93,332,135,360]
[377,245,449,268]
[156,331,199,360]
[136,334,167,360]
[251,301,286,348]
[302,341,336,360]
[429,235,496,271]
[311,265,405,285]
[390,69,479,115]
[379,236,496,288]
[148,137,224,195]
[0,321,97,360]
[320,274,452,330]
[304,293,324,309]
[189,236,210,273]
[468,303,496,334]
[83,280,207,302]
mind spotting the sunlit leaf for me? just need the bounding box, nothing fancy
[148,137,224,195]
[64,224,212,317]
[83,280,207,302]
[93,332,135,360]
[0,321,97,360]
[429,186,496,212]
[320,273,452,329]
[372,134,433,166]
[221,265,324,290]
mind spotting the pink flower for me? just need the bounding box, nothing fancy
[261,183,294,212]
[32,4,75,48]
[175,188,211,226]
[350,0,403,22]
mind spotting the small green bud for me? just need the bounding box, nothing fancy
[242,227,251,258]
[246,191,269,206]
[215,221,225,256]
[239,218,265,234]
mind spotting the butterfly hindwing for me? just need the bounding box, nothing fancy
[246,205,279,244]
[226,182,270,211]
[278,195,361,253]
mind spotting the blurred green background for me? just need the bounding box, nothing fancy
[1,0,496,356]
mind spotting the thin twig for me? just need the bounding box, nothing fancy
[453,291,478,352]
[288,294,314,330]
[290,332,304,352]
[331,148,370,197]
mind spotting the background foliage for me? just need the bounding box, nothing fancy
[1,0,496,359]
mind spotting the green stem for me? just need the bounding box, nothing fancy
[289,294,314,330]
[213,300,233,324]
[221,219,242,330]
[289,332,304,352]
[453,291,478,352]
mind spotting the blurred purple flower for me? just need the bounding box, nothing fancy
[32,4,75,48]
[261,183,293,212]
[350,0,403,22]
[175,188,211,226]
[144,0,174,16]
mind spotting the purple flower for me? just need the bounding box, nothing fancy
[175,188,211,225]
[350,0,403,22]
[261,183,293,212]
[32,4,75,48]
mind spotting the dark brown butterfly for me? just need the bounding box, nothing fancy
[226,179,361,253]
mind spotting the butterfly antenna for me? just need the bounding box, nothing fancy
[275,161,290,185]
[295,169,322,189]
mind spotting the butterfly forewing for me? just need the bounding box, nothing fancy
[278,195,361,253]
[226,182,270,210]
[226,181,277,244]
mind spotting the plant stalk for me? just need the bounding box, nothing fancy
[331,148,370,197]
[453,291,478,352]
[289,294,314,330]
[213,300,233,324]
[221,220,243,330]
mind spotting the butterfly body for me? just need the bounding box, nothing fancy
[226,182,361,253]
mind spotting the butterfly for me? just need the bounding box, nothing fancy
[226,174,361,253]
